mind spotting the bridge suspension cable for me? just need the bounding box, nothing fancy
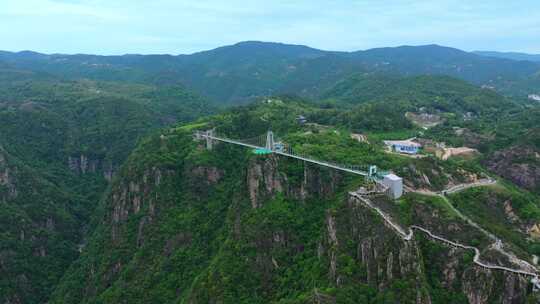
[195,130,373,177]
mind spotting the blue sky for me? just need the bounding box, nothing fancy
[1,0,539,55]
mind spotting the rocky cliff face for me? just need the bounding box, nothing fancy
[68,154,116,181]
[324,195,535,303]
[247,156,341,208]
[320,199,433,303]
[0,147,18,201]
[109,166,166,243]
[486,146,540,194]
[50,133,540,303]
[246,155,538,303]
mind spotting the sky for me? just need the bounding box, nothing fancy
[1,0,539,55]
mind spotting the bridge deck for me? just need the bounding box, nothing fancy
[206,135,369,176]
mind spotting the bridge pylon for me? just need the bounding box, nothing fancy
[206,129,215,150]
[266,131,275,151]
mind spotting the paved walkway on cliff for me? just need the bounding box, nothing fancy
[404,179,538,272]
[404,179,499,241]
[403,178,497,197]
[349,191,540,288]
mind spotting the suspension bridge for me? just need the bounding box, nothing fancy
[195,129,381,179]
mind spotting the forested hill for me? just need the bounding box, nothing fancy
[474,51,540,63]
[1,41,540,303]
[1,41,539,103]
[0,67,214,303]
[50,98,540,303]
[322,73,514,112]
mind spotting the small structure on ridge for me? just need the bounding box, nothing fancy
[384,139,422,154]
[382,173,403,199]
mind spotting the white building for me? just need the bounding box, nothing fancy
[382,174,403,199]
[384,139,422,154]
[528,94,540,102]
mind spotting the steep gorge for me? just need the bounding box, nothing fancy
[0,75,214,303]
[50,129,539,303]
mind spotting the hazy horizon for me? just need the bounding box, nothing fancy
[3,41,540,57]
[2,0,540,55]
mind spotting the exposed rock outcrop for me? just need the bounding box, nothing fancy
[247,156,284,208]
[316,197,432,302]
[191,166,223,184]
[110,167,165,242]
[247,156,341,208]
[0,147,18,200]
[68,154,116,181]
[486,146,540,193]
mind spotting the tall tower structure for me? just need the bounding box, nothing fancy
[266,131,275,151]
[206,129,215,150]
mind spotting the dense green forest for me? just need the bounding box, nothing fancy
[1,41,540,303]
[1,42,539,103]
[0,67,214,303]
[50,100,540,303]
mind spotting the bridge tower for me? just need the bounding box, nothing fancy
[206,129,215,150]
[369,165,377,177]
[266,131,275,151]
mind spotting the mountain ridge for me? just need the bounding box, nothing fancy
[1,41,539,104]
[474,50,540,62]
[3,42,537,58]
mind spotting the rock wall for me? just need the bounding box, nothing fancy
[0,147,18,200]
[247,155,341,208]
[68,154,116,181]
[486,146,540,194]
[109,167,166,243]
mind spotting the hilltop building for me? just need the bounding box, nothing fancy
[382,174,403,199]
[384,139,422,154]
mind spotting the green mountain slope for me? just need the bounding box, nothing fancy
[0,146,95,303]
[0,69,214,303]
[50,100,540,303]
[352,45,539,84]
[1,42,539,104]
[322,73,540,196]
[323,74,516,113]
[474,51,540,63]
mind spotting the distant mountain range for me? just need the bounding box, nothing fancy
[1,41,539,103]
[474,51,540,62]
